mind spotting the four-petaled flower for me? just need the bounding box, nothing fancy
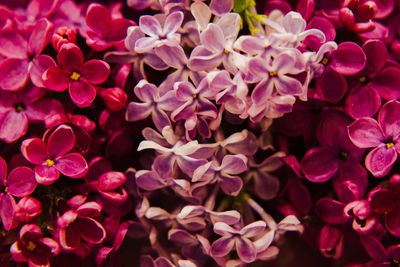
[21,124,88,185]
[43,43,110,107]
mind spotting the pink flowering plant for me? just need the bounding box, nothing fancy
[0,0,400,266]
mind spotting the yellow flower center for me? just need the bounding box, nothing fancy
[340,151,349,158]
[321,57,329,65]
[15,105,24,112]
[359,76,367,83]
[4,187,7,193]
[192,93,198,99]
[70,72,81,81]
[26,241,36,252]
[46,159,55,167]
[394,259,399,264]
[269,70,278,77]
[386,142,394,149]
[224,49,230,54]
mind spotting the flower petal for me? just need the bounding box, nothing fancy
[42,66,70,92]
[59,224,81,250]
[211,236,235,257]
[57,43,83,71]
[329,42,366,75]
[76,217,106,244]
[0,111,28,143]
[47,124,75,159]
[35,166,59,185]
[385,205,400,237]
[69,81,96,108]
[0,58,29,91]
[236,237,257,263]
[163,11,183,36]
[21,138,47,165]
[348,117,385,148]
[378,100,400,138]
[365,145,397,177]
[301,147,339,183]
[81,60,110,84]
[315,198,347,224]
[7,167,36,198]
[86,3,110,34]
[0,193,17,230]
[55,153,88,178]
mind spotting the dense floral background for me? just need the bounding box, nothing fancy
[0,0,399,266]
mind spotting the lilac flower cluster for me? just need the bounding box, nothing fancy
[0,0,399,266]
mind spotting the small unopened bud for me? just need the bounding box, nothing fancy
[101,87,128,111]
[318,225,344,259]
[52,26,77,51]
[15,197,42,223]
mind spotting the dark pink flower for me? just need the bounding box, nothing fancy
[57,195,106,255]
[0,87,62,143]
[0,18,55,91]
[360,234,400,266]
[368,174,400,237]
[345,39,400,118]
[318,224,344,259]
[21,124,88,185]
[10,224,60,267]
[0,157,37,230]
[301,110,366,194]
[84,3,134,51]
[97,171,128,205]
[348,100,400,177]
[43,43,110,107]
[315,42,366,103]
[14,197,42,223]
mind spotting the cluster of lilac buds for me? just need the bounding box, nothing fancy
[0,0,400,266]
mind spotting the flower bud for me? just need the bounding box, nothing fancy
[101,87,128,111]
[14,197,42,223]
[318,225,344,259]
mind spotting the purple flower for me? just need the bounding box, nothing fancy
[348,100,400,177]
[104,26,169,82]
[43,43,110,107]
[247,50,304,114]
[193,154,248,196]
[21,124,88,185]
[135,11,183,53]
[10,224,60,267]
[0,157,37,230]
[211,221,266,263]
[125,80,176,132]
[171,80,219,140]
[245,152,284,200]
[188,13,241,73]
[137,126,208,178]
